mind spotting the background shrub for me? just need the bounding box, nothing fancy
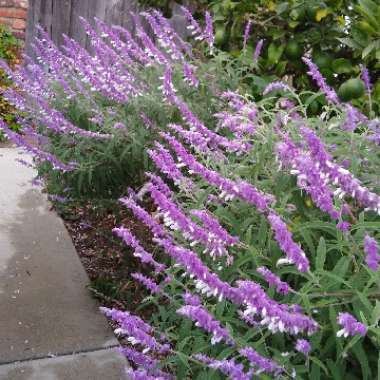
[0,24,21,141]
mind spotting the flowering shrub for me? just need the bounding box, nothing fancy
[1,8,380,380]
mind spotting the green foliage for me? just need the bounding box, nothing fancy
[137,1,380,109]
[0,24,21,141]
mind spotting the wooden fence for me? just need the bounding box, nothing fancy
[25,0,140,56]
[25,0,190,56]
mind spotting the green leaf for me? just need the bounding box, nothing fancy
[316,8,331,22]
[267,43,284,66]
[332,58,353,74]
[362,40,380,58]
[326,359,344,380]
[309,356,329,376]
[316,237,326,271]
[337,37,363,50]
[371,301,380,325]
[352,342,371,380]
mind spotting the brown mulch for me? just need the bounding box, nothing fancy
[59,200,158,317]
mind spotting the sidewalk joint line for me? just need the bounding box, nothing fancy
[0,344,121,367]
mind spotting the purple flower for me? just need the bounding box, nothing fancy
[114,122,126,130]
[237,280,318,335]
[48,194,68,203]
[360,64,371,94]
[161,132,272,210]
[168,123,210,153]
[181,6,203,40]
[120,347,171,379]
[254,39,264,62]
[177,304,233,344]
[263,81,291,95]
[183,292,201,306]
[295,339,311,356]
[302,57,339,104]
[364,235,380,271]
[155,237,240,304]
[141,11,184,61]
[276,138,339,220]
[113,225,166,273]
[267,212,310,272]
[299,126,380,214]
[145,172,174,199]
[239,347,283,375]
[153,9,193,58]
[182,61,199,87]
[132,272,161,294]
[148,142,193,188]
[125,368,170,380]
[161,68,251,154]
[337,312,367,338]
[257,266,290,295]
[337,221,350,233]
[204,12,214,51]
[214,110,256,137]
[243,20,252,50]
[342,104,359,131]
[100,307,170,353]
[120,193,168,239]
[148,184,232,259]
[195,354,251,380]
[191,209,239,247]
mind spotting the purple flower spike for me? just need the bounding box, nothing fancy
[181,6,203,40]
[360,64,371,94]
[183,61,199,87]
[120,347,171,379]
[125,368,170,380]
[267,212,310,272]
[204,12,214,51]
[100,307,170,353]
[177,304,233,345]
[113,226,166,273]
[295,339,311,356]
[237,280,318,335]
[239,347,283,375]
[195,354,252,380]
[132,272,161,294]
[299,126,380,214]
[337,312,367,338]
[302,57,339,104]
[263,81,291,95]
[254,39,264,62]
[276,138,339,220]
[183,292,201,306]
[364,235,380,271]
[243,20,252,50]
[257,266,290,295]
[337,221,350,233]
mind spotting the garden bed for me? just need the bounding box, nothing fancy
[59,199,155,317]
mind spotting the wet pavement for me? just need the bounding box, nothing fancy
[0,148,127,379]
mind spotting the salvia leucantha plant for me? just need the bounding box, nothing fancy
[1,7,380,380]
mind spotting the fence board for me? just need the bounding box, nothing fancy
[52,0,71,47]
[25,0,188,54]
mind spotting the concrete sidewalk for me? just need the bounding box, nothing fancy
[0,148,127,379]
